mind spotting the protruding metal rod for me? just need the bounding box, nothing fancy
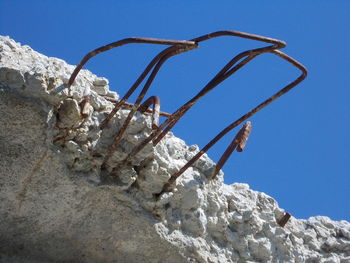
[236,121,252,152]
[67,37,197,89]
[99,42,197,130]
[211,121,252,179]
[152,29,286,145]
[277,212,291,227]
[85,31,306,189]
[114,47,280,174]
[101,30,286,173]
[152,52,257,145]
[108,50,259,175]
[109,30,288,175]
[80,96,91,118]
[102,44,198,171]
[138,96,161,129]
[158,50,307,195]
[104,96,171,118]
[66,37,196,131]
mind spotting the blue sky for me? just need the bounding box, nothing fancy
[1,0,349,221]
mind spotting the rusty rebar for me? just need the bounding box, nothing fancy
[107,50,258,175]
[75,31,306,191]
[211,121,252,179]
[236,121,252,152]
[277,212,291,227]
[99,42,197,130]
[152,30,286,145]
[67,37,197,89]
[138,96,161,129]
[66,36,196,130]
[110,31,287,175]
[80,95,91,118]
[103,96,172,118]
[158,50,307,195]
[102,44,198,170]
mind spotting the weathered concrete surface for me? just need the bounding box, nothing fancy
[0,92,187,263]
[1,36,350,263]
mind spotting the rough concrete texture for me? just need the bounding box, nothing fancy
[0,36,349,263]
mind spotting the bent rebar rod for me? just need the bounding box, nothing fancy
[109,31,285,175]
[99,42,197,129]
[67,37,196,89]
[153,30,286,145]
[158,50,307,195]
[66,37,197,170]
[66,37,196,128]
[211,121,252,180]
[103,96,171,118]
[138,96,161,129]
[101,44,198,169]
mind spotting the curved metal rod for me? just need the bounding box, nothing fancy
[99,43,197,129]
[158,50,307,195]
[138,96,161,130]
[152,30,286,145]
[191,30,285,48]
[109,46,279,176]
[103,96,171,118]
[102,44,198,170]
[67,37,196,89]
[105,31,285,171]
[211,121,252,179]
[152,49,260,145]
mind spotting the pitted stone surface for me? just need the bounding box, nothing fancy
[1,36,349,263]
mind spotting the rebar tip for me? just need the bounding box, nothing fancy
[236,121,252,152]
[277,212,291,227]
[80,96,91,118]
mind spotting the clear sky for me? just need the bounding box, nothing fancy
[1,0,349,221]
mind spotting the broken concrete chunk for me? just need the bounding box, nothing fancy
[93,77,109,86]
[57,98,82,128]
[92,84,109,96]
[92,77,109,95]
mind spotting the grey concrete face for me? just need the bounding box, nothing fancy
[1,36,349,263]
[0,92,187,263]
